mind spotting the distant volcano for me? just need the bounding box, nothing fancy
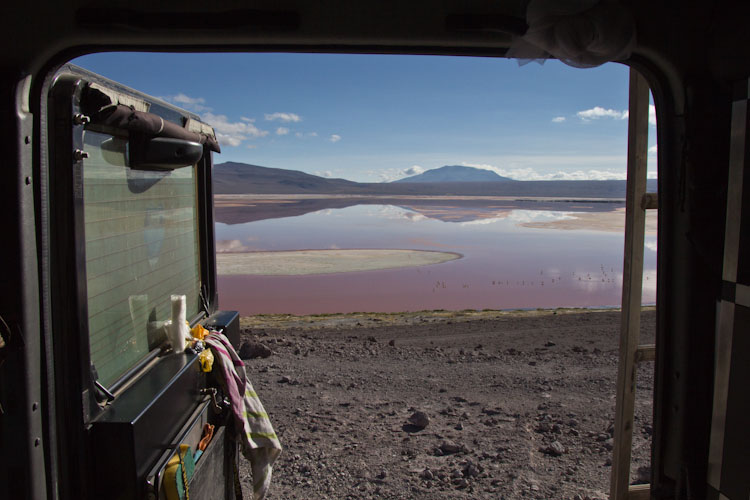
[393,165,515,183]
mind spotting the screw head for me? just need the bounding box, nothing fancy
[73,149,89,161]
[73,113,90,125]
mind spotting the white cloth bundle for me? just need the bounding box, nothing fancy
[166,294,191,353]
[507,0,636,68]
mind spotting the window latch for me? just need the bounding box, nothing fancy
[91,364,115,404]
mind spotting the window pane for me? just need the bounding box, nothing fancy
[82,131,201,387]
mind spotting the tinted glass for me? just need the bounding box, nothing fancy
[82,131,201,387]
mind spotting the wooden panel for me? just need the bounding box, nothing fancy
[635,344,656,363]
[628,484,650,500]
[641,193,658,210]
[610,68,650,500]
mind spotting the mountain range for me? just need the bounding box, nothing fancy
[213,162,656,198]
[393,165,514,183]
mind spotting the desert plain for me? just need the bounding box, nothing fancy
[236,307,655,500]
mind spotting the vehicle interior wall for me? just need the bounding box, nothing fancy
[1,1,749,499]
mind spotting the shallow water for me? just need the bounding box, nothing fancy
[215,203,656,314]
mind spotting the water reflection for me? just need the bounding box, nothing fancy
[215,201,656,315]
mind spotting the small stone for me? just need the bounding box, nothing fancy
[453,477,469,489]
[407,411,430,429]
[388,339,395,346]
[463,462,480,477]
[238,341,272,359]
[420,468,434,480]
[543,441,566,456]
[440,440,462,454]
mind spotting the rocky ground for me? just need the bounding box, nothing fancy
[235,308,655,500]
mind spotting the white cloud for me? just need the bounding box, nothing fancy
[295,131,318,138]
[216,239,254,253]
[329,134,342,143]
[371,165,428,182]
[577,104,656,125]
[551,116,566,123]
[276,127,289,136]
[264,112,301,123]
[201,112,268,147]
[404,165,425,176]
[315,170,333,178]
[648,144,658,155]
[460,161,629,181]
[577,106,628,121]
[507,210,576,223]
[164,93,211,113]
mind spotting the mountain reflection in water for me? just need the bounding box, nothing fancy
[214,196,657,315]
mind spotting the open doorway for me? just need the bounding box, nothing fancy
[71,52,658,499]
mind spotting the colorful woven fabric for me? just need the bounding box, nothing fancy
[205,333,282,499]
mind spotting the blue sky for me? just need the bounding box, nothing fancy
[72,52,657,182]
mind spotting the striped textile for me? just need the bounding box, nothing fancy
[205,333,282,500]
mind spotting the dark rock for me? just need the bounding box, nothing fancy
[407,411,430,429]
[453,477,469,489]
[420,469,434,480]
[238,341,273,359]
[278,375,299,385]
[440,440,462,454]
[632,465,651,485]
[463,461,481,477]
[542,441,566,456]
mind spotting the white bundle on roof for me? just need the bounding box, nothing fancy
[507,0,636,68]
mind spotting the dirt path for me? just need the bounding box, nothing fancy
[237,308,655,500]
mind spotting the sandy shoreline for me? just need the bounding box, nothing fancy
[217,249,462,276]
